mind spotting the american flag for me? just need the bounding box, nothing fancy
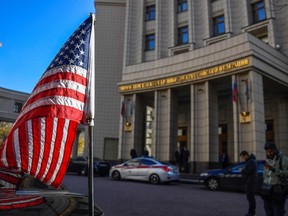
[0,15,95,188]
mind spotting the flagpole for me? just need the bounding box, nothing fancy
[87,13,96,216]
[88,122,94,216]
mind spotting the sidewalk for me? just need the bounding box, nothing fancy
[179,173,200,184]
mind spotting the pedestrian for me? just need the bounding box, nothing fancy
[261,142,288,216]
[182,146,190,173]
[143,148,149,157]
[130,149,137,159]
[240,150,257,216]
[175,145,181,169]
[219,152,229,168]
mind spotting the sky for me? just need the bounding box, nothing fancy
[0,0,95,93]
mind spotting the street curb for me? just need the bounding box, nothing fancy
[179,178,200,184]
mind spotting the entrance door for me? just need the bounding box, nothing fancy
[218,124,228,168]
[265,120,274,142]
[218,124,228,154]
[177,127,189,172]
[178,127,187,148]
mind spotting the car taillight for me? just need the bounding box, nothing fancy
[161,166,171,172]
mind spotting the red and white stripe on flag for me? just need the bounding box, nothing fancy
[0,15,95,188]
[1,117,77,187]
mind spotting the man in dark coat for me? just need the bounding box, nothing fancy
[240,150,257,216]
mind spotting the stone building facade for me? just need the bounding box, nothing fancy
[115,0,288,173]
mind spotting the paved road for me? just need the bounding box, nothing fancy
[63,174,280,216]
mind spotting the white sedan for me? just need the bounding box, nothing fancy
[109,157,180,184]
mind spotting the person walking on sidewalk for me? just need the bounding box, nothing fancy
[240,150,257,216]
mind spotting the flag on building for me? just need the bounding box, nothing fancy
[244,79,249,101]
[121,100,125,117]
[232,80,238,103]
[0,15,95,188]
[129,100,133,116]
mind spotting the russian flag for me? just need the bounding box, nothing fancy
[233,80,237,103]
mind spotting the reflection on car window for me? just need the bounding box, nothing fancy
[126,159,140,166]
[230,163,245,173]
[141,159,156,165]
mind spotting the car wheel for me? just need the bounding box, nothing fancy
[111,171,121,180]
[79,167,87,176]
[149,174,160,184]
[206,177,219,190]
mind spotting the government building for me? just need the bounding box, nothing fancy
[1,0,288,175]
[93,0,288,173]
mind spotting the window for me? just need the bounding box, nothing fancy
[252,1,266,23]
[177,0,188,13]
[146,5,155,21]
[126,159,140,166]
[140,159,156,166]
[13,102,23,113]
[145,34,155,50]
[178,26,189,44]
[213,15,225,36]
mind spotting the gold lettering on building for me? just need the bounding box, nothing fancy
[119,58,250,93]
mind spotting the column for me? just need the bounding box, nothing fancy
[118,94,135,160]
[250,71,266,158]
[190,81,219,172]
[153,89,177,161]
[191,82,209,172]
[233,71,266,161]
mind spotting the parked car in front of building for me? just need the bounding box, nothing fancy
[67,156,110,176]
[199,160,264,191]
[110,157,180,184]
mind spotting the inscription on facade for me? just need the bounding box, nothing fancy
[119,58,250,93]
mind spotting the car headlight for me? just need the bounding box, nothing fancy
[200,173,208,177]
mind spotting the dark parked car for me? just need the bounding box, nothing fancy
[199,160,264,191]
[0,174,104,215]
[67,156,110,176]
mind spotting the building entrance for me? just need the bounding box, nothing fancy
[177,127,190,172]
[218,124,228,168]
